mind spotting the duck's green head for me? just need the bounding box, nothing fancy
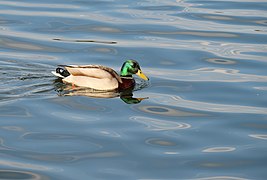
[120,60,149,80]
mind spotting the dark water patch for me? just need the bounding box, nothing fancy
[135,105,204,117]
[205,58,236,65]
[53,38,117,44]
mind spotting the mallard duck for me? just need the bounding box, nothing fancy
[52,60,149,91]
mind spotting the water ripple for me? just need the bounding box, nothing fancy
[19,132,102,154]
[253,86,267,91]
[121,38,267,61]
[206,58,236,65]
[0,106,31,117]
[0,1,80,9]
[0,10,117,22]
[0,169,50,180]
[0,37,67,52]
[191,176,249,180]
[146,93,267,114]
[0,131,119,163]
[130,116,191,131]
[147,67,267,82]
[0,59,55,102]
[0,51,58,61]
[202,147,236,153]
[249,134,267,140]
[0,159,60,172]
[136,105,204,117]
[145,138,177,146]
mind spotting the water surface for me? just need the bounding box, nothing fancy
[1,0,267,179]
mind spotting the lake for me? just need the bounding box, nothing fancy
[0,0,267,179]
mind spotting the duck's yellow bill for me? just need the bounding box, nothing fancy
[136,70,149,81]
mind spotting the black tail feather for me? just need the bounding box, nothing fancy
[56,67,70,77]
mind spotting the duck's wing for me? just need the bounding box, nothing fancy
[60,65,123,83]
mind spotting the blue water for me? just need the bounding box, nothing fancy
[1,0,267,179]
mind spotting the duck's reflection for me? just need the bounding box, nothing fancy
[54,79,148,104]
[120,89,148,104]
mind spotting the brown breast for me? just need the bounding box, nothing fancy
[118,78,135,91]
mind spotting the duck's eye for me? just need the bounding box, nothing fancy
[132,63,137,68]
